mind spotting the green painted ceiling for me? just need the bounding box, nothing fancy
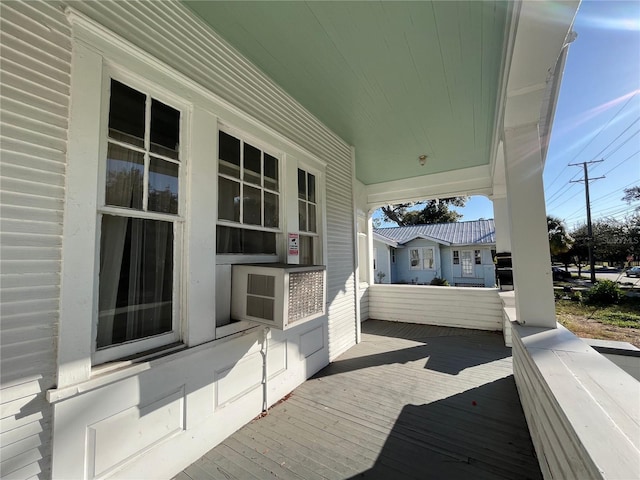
[185,1,508,185]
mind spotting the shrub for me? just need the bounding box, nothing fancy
[584,280,622,305]
[430,277,450,286]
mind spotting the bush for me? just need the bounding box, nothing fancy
[430,277,449,286]
[584,280,623,305]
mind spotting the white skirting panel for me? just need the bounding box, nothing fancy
[368,285,502,331]
[49,320,330,480]
[511,322,640,480]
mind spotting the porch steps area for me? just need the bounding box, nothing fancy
[175,320,541,480]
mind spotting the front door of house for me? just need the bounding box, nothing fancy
[461,250,474,277]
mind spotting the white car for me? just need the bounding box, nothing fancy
[626,266,640,277]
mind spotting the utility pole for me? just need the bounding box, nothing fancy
[569,160,604,283]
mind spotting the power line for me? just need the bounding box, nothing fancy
[544,92,639,191]
[560,180,638,220]
[545,119,640,207]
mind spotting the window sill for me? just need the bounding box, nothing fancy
[46,325,262,404]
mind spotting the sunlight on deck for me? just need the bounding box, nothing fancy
[175,320,541,480]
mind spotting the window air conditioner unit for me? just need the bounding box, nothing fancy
[231,264,326,330]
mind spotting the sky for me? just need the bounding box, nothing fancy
[374,0,640,229]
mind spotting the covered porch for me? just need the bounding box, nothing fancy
[176,320,540,480]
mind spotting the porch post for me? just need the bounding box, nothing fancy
[492,196,512,253]
[503,125,556,328]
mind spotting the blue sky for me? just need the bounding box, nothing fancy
[374,0,639,229]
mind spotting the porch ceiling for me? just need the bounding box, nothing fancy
[184,1,509,185]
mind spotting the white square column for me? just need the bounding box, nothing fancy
[492,197,512,253]
[503,125,556,328]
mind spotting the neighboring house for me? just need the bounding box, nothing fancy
[0,2,581,480]
[374,220,496,287]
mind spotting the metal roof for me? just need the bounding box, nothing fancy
[375,219,495,246]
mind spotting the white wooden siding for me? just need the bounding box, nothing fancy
[511,323,640,480]
[368,285,502,331]
[0,1,71,478]
[69,0,356,364]
[1,1,357,478]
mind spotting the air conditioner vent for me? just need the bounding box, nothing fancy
[231,264,326,330]
[288,270,324,324]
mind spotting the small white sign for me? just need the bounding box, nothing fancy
[288,233,299,256]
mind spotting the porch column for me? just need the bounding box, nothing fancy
[503,125,556,328]
[492,196,512,253]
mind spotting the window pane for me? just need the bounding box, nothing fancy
[243,185,261,225]
[264,153,279,191]
[218,177,240,222]
[219,131,240,178]
[150,99,180,160]
[106,143,144,209]
[148,157,179,214]
[424,249,434,269]
[300,235,314,265]
[109,80,145,147]
[97,216,173,348]
[298,200,307,232]
[264,192,279,228]
[410,249,420,268]
[243,143,261,186]
[216,226,276,254]
[308,173,316,203]
[298,169,306,200]
[308,204,317,233]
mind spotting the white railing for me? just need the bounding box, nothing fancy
[508,313,640,479]
[368,284,502,331]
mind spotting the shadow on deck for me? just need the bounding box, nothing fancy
[175,320,541,480]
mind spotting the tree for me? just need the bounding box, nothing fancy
[379,197,467,226]
[547,216,574,257]
[569,217,639,267]
[547,216,573,270]
[622,186,640,212]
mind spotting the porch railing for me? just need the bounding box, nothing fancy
[368,284,502,331]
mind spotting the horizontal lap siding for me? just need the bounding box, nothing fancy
[1,1,357,478]
[71,0,357,362]
[0,2,71,479]
[368,285,502,331]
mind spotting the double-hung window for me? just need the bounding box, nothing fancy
[217,129,280,255]
[474,250,482,265]
[298,168,318,265]
[453,250,460,265]
[96,78,183,363]
[409,247,435,270]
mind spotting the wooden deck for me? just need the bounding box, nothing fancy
[175,320,542,480]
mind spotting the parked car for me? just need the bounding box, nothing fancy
[626,266,640,277]
[552,266,572,281]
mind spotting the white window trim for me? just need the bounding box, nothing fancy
[216,124,284,243]
[409,247,436,271]
[91,69,187,364]
[58,10,219,387]
[295,162,325,266]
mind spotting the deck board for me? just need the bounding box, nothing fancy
[177,320,542,480]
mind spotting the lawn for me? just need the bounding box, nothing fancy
[555,297,640,348]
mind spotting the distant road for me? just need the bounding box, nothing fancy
[566,269,640,285]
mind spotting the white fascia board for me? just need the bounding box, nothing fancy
[373,232,399,248]
[503,1,579,130]
[415,235,451,247]
[365,165,492,209]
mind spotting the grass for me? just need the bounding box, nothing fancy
[555,297,640,347]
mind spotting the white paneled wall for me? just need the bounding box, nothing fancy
[369,284,502,331]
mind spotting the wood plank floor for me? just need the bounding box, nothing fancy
[176,320,542,480]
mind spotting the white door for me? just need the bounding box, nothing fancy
[461,250,474,277]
